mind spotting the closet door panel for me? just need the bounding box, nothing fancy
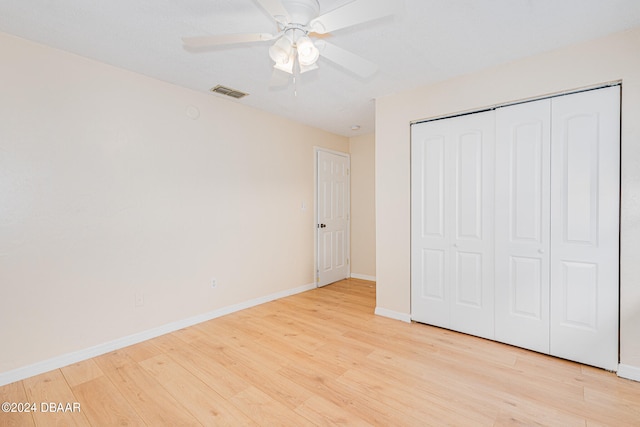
[454,251,483,306]
[449,112,495,339]
[564,114,599,243]
[421,249,446,300]
[412,111,494,339]
[456,132,484,240]
[510,256,543,316]
[495,99,551,353]
[550,86,620,371]
[411,122,452,328]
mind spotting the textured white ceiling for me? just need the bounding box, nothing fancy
[1,0,640,136]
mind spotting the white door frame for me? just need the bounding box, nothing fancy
[314,147,351,287]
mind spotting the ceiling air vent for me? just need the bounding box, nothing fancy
[210,85,249,99]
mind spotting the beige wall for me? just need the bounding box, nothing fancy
[349,133,376,280]
[0,32,348,377]
[376,27,640,371]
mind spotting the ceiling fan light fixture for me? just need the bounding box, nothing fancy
[274,51,296,74]
[296,36,319,66]
[269,36,294,65]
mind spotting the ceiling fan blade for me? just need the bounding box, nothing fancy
[310,0,394,34]
[316,40,377,78]
[255,0,291,23]
[182,33,275,48]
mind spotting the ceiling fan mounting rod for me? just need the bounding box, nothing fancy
[281,23,310,43]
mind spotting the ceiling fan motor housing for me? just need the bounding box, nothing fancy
[282,0,320,25]
[272,0,321,72]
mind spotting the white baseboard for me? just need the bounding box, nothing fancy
[375,307,411,323]
[617,363,640,382]
[350,273,376,282]
[0,283,316,387]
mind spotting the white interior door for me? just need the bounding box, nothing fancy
[549,86,620,371]
[411,111,495,339]
[495,99,551,354]
[317,150,350,287]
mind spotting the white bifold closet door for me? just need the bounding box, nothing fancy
[494,87,620,370]
[411,111,495,340]
[412,86,620,371]
[494,99,552,354]
[549,88,620,370]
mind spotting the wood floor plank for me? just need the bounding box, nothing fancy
[1,278,639,426]
[364,348,588,426]
[22,369,90,426]
[228,386,315,426]
[140,354,257,426]
[294,395,374,427]
[336,365,496,426]
[60,359,104,388]
[278,359,427,426]
[0,380,36,427]
[361,349,503,421]
[71,376,145,426]
[163,340,251,399]
[583,386,640,424]
[204,314,349,378]
[187,333,317,410]
[94,350,200,425]
[579,364,640,396]
[117,338,163,363]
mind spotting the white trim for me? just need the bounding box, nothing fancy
[350,273,376,282]
[0,283,315,387]
[313,147,320,287]
[617,364,640,382]
[313,146,350,157]
[375,307,412,323]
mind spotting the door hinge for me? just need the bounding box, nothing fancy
[347,258,350,265]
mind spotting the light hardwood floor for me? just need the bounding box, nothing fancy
[1,278,639,426]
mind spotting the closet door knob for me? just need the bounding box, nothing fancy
[538,249,545,254]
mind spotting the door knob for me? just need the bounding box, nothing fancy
[538,249,545,254]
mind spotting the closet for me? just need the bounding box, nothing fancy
[411,86,620,370]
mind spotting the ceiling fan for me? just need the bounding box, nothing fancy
[182,0,394,78]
